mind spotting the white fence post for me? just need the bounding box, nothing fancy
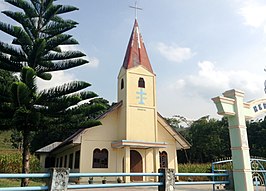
[158,168,175,191]
[48,168,70,191]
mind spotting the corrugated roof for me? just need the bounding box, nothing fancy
[122,19,153,73]
[35,142,62,153]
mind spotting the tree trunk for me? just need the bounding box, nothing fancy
[21,130,30,187]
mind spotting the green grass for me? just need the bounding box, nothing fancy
[0,179,45,187]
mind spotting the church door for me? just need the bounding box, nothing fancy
[130,150,143,181]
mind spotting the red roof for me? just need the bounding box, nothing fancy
[122,19,153,73]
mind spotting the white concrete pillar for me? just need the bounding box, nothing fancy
[212,89,253,191]
[124,146,130,183]
[223,90,253,191]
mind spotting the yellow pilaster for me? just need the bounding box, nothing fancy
[153,148,160,182]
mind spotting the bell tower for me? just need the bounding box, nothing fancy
[117,19,157,142]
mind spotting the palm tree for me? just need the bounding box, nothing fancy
[0,0,103,186]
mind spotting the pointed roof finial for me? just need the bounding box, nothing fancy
[122,19,153,73]
[129,1,142,19]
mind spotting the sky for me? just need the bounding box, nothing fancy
[1,0,266,120]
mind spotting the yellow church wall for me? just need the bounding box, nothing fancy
[127,107,156,141]
[159,145,178,170]
[157,122,179,172]
[115,148,124,173]
[127,66,154,77]
[80,141,117,179]
[117,67,127,140]
[117,105,126,140]
[82,109,119,141]
[117,67,127,103]
[126,67,156,107]
[144,149,157,181]
[78,109,124,182]
[118,66,156,108]
[79,134,124,182]
[157,121,176,143]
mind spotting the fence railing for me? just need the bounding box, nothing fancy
[212,158,266,191]
[0,168,230,191]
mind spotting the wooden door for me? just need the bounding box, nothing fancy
[130,150,143,181]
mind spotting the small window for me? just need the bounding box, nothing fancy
[159,151,168,168]
[69,153,73,169]
[138,77,145,88]
[64,155,67,168]
[56,158,59,167]
[121,79,124,89]
[59,157,63,167]
[93,148,108,168]
[74,150,80,169]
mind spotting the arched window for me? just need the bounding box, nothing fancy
[138,77,145,88]
[121,79,124,89]
[159,151,168,168]
[93,148,108,168]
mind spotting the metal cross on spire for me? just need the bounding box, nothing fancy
[129,1,143,19]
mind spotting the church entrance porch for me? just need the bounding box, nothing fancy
[112,140,168,183]
[130,150,143,181]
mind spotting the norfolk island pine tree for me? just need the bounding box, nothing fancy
[0,0,105,186]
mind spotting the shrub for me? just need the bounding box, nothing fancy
[178,163,212,181]
[0,152,40,173]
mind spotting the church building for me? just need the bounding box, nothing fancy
[36,19,190,182]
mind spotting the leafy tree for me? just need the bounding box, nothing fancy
[187,117,230,163]
[30,97,111,152]
[169,116,230,163]
[0,0,103,186]
[247,117,266,157]
[0,69,17,120]
[10,129,23,151]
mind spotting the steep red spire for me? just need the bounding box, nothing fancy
[122,19,153,73]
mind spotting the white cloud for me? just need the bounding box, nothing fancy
[188,61,229,90]
[156,42,195,63]
[171,60,264,103]
[158,60,265,119]
[238,0,266,29]
[88,57,100,68]
[59,45,100,68]
[37,71,76,91]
